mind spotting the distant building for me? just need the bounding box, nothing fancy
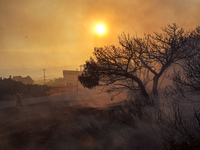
[46,78,65,87]
[63,70,82,85]
[12,76,34,85]
[46,71,82,95]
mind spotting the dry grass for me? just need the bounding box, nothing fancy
[0,99,162,150]
[0,101,120,150]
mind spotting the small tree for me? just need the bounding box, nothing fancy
[79,44,151,104]
[79,23,200,104]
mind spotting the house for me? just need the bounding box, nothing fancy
[12,76,34,85]
[63,70,82,86]
[46,71,82,95]
[46,78,66,87]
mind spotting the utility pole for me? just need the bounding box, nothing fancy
[79,65,83,71]
[43,69,46,84]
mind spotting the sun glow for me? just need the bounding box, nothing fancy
[96,24,106,34]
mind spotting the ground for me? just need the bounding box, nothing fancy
[0,101,109,150]
[2,90,198,149]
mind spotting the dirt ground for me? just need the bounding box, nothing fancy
[0,98,164,150]
[0,100,109,150]
[2,96,146,150]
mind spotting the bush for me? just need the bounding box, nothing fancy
[0,78,51,100]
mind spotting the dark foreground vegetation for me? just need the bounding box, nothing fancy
[0,78,51,100]
[0,94,199,150]
[0,101,155,150]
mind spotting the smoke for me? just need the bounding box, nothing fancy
[0,0,200,76]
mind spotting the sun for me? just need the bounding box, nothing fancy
[96,24,106,34]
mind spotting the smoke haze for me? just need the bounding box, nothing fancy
[0,0,200,77]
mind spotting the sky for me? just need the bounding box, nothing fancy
[1,0,200,80]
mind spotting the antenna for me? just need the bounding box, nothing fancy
[79,65,83,71]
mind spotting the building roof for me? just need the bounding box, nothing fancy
[12,75,34,84]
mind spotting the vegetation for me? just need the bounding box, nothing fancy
[0,78,51,100]
[170,54,200,92]
[78,23,200,149]
[79,23,200,104]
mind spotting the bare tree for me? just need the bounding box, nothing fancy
[79,43,151,104]
[169,56,200,96]
[78,23,200,104]
[162,26,200,101]
[134,23,200,96]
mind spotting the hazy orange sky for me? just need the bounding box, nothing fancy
[1,0,200,79]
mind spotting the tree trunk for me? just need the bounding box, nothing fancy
[153,75,159,97]
[153,64,169,97]
[140,85,151,104]
[120,73,151,105]
[135,78,151,105]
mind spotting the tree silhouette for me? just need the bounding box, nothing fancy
[169,26,200,93]
[79,45,151,104]
[78,23,200,104]
[135,23,200,96]
[171,54,200,92]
